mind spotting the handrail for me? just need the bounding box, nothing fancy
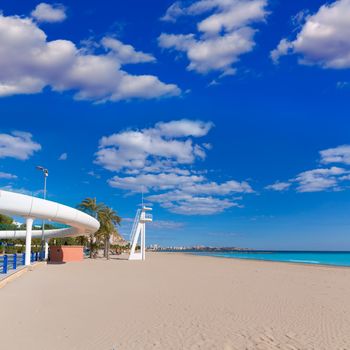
[0,252,36,274]
[129,209,141,243]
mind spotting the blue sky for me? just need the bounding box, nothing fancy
[1,0,350,249]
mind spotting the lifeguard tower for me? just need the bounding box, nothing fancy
[129,206,152,260]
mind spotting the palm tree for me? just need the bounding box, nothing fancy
[77,197,101,217]
[75,235,89,246]
[77,198,122,259]
[97,206,122,260]
[77,197,103,258]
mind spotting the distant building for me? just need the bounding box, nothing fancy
[12,221,22,228]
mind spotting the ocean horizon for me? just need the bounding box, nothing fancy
[187,251,350,267]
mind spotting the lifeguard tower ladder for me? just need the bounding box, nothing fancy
[129,206,152,260]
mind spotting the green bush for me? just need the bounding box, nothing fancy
[0,214,14,225]
[5,246,17,254]
[31,246,41,253]
[0,223,18,231]
[16,246,25,253]
[49,237,86,246]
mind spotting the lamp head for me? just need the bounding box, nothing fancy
[36,166,49,177]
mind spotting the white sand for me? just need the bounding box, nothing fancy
[1,252,350,350]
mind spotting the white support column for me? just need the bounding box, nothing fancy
[25,217,33,266]
[141,223,146,261]
[44,239,49,260]
[128,206,152,261]
[130,224,140,257]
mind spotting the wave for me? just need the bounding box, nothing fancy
[288,259,320,264]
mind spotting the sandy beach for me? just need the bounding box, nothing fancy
[1,252,350,350]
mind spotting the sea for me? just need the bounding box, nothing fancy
[189,251,350,267]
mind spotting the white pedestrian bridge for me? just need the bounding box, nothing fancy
[0,190,100,266]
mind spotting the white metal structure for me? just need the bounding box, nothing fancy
[129,206,152,260]
[0,190,100,266]
[36,165,49,258]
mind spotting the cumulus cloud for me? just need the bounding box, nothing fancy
[109,174,252,195]
[0,12,180,101]
[320,145,350,165]
[0,172,17,180]
[161,2,184,22]
[182,180,253,195]
[271,0,350,68]
[159,0,268,74]
[31,3,67,23]
[161,196,238,215]
[95,119,213,172]
[0,185,41,196]
[149,220,185,229]
[294,167,346,192]
[88,170,101,179]
[146,183,249,215]
[58,152,67,160]
[101,37,156,64]
[0,131,41,160]
[267,145,350,193]
[108,173,205,192]
[96,119,253,215]
[155,119,214,137]
[265,181,291,191]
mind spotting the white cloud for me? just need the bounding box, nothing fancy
[146,183,247,215]
[135,162,192,176]
[271,0,350,68]
[58,152,67,160]
[159,0,268,74]
[109,173,251,195]
[182,180,253,195]
[95,119,213,172]
[161,2,184,22]
[320,145,350,165]
[270,39,293,64]
[96,119,252,215]
[295,167,346,192]
[0,185,41,196]
[88,170,101,179]
[265,181,291,191]
[149,220,185,229]
[155,119,214,137]
[173,197,238,215]
[108,173,205,192]
[31,3,67,23]
[155,194,239,215]
[0,13,180,102]
[268,144,350,193]
[0,131,41,160]
[101,37,155,64]
[0,172,17,180]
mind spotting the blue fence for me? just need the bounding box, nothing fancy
[0,252,44,274]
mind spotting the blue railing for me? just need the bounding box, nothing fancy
[0,252,43,275]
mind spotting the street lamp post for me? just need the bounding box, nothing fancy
[36,166,48,260]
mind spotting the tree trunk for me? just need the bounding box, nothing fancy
[106,237,110,260]
[89,234,93,259]
[104,237,107,258]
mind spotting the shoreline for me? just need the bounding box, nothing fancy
[159,251,350,269]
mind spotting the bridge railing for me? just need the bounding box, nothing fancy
[0,252,43,274]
